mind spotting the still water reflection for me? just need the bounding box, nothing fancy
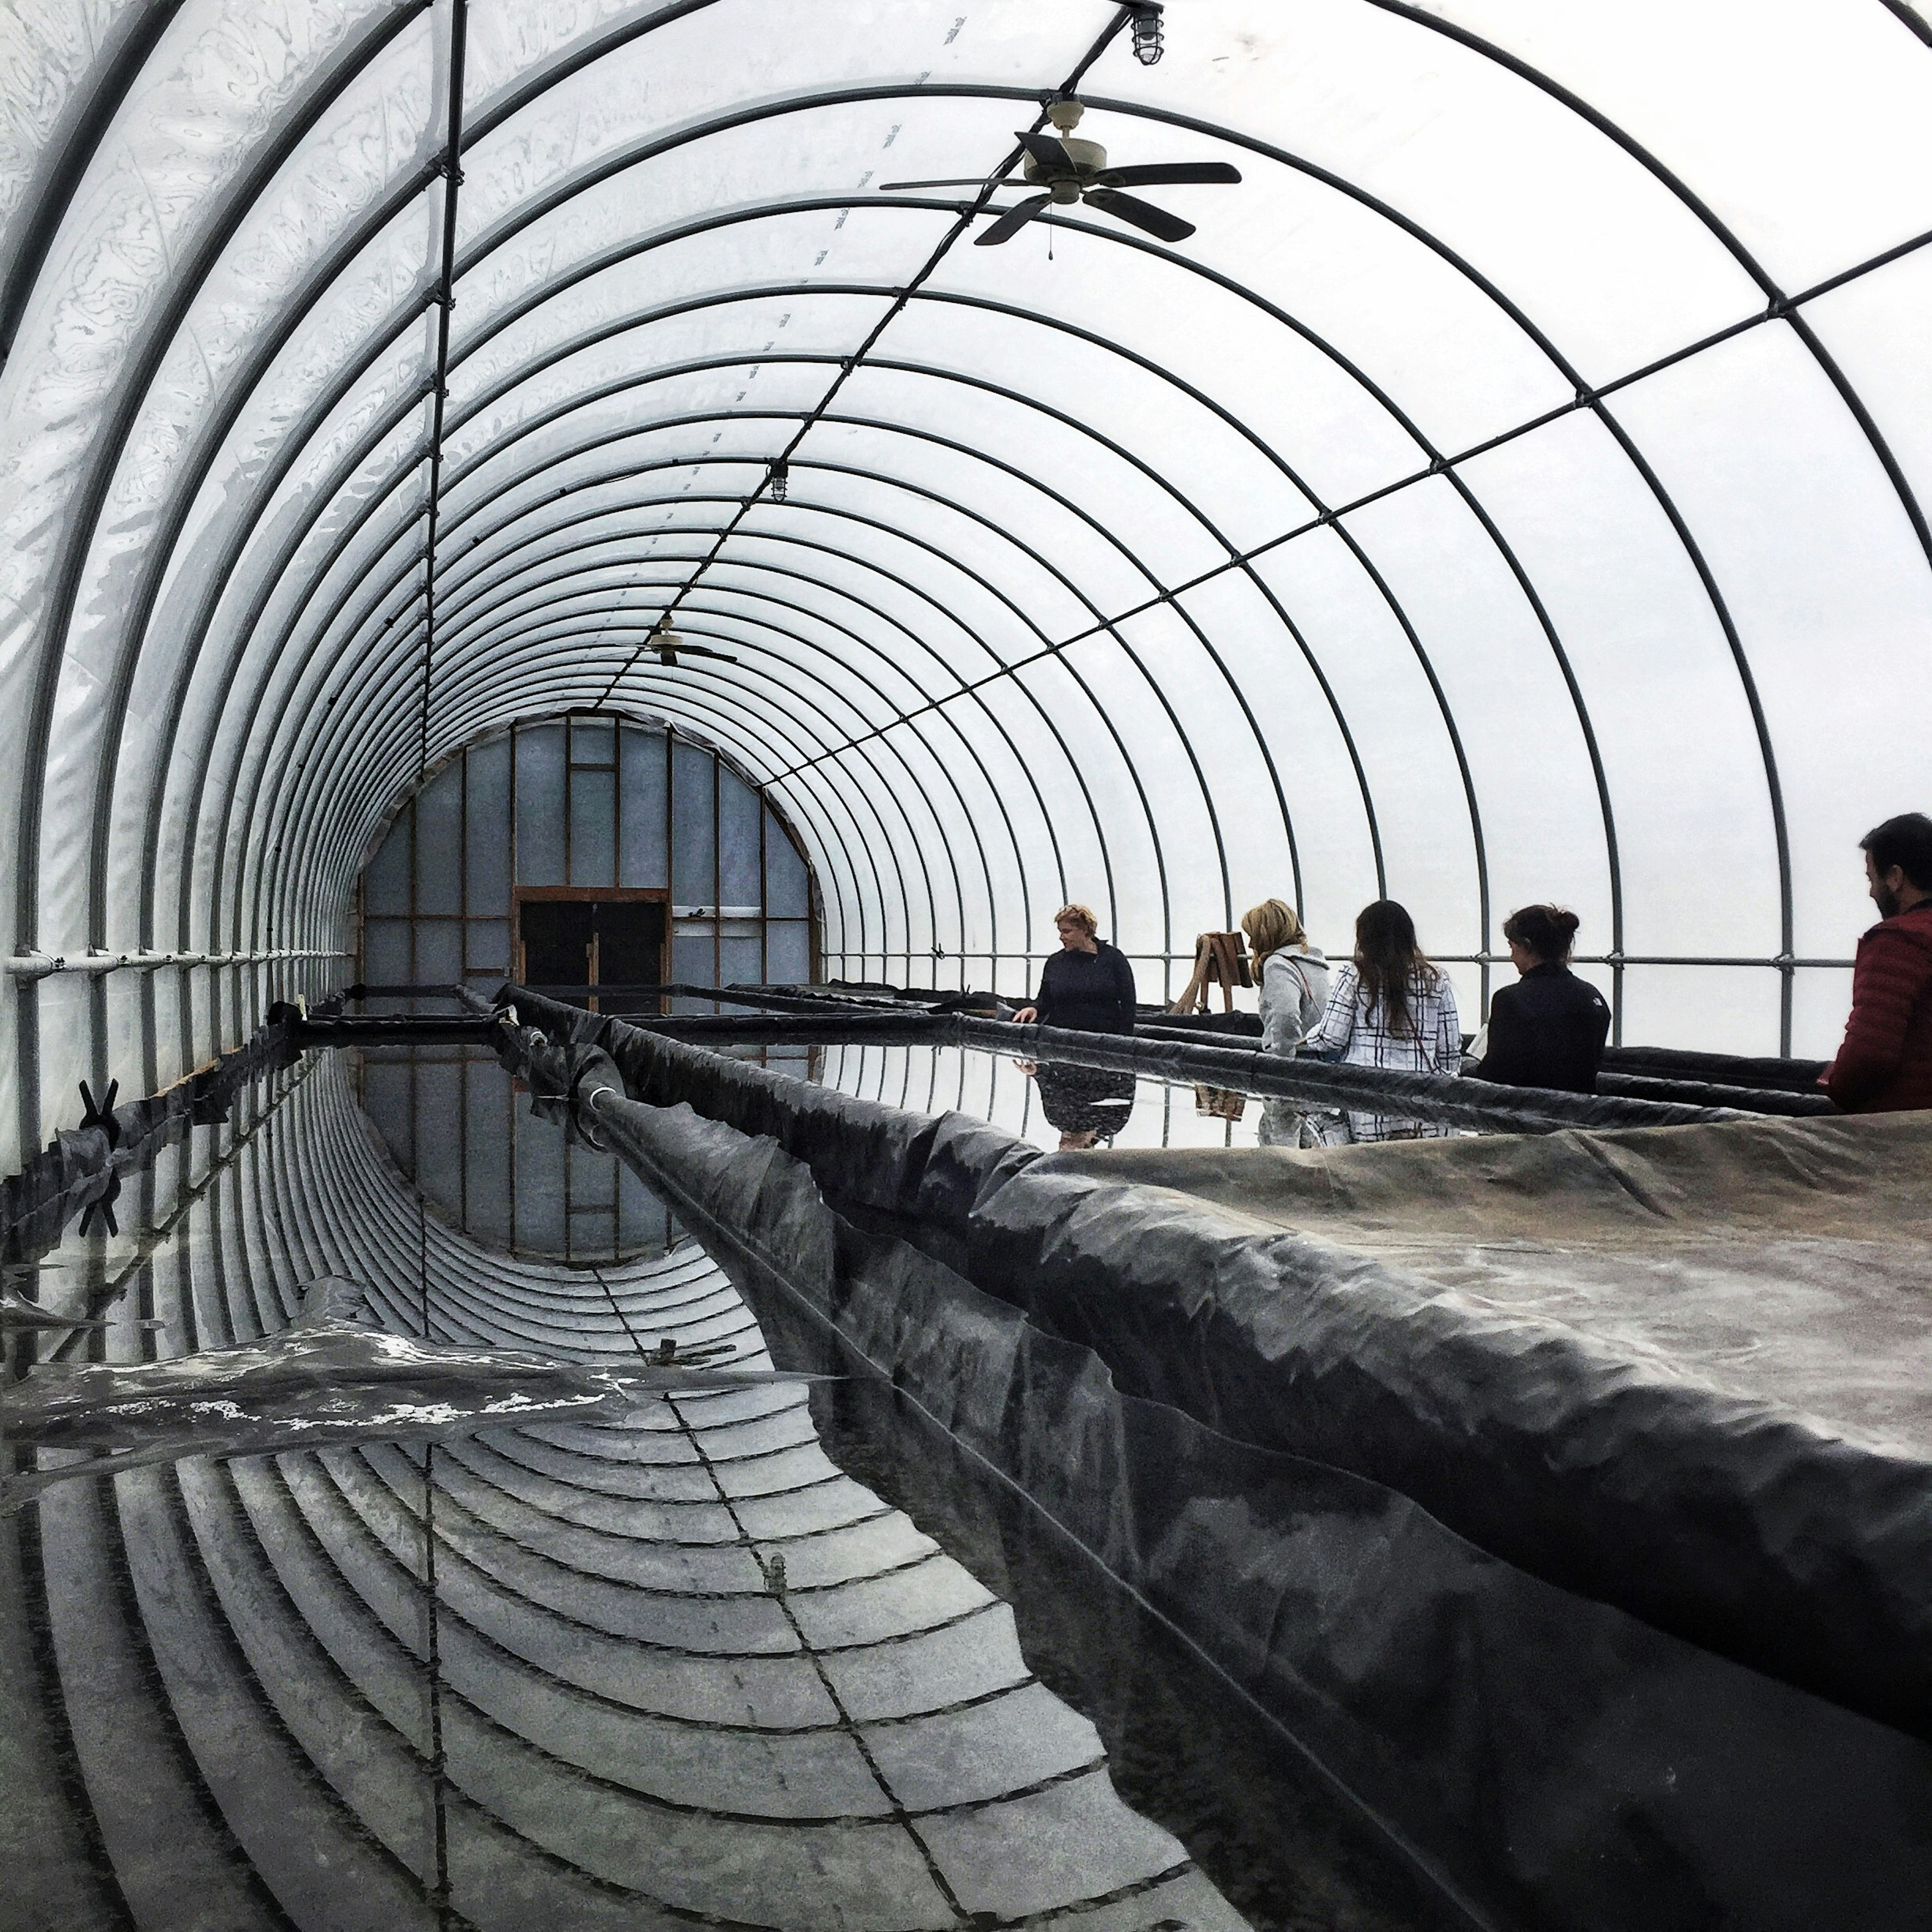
[812,1041,1466,1153]
[1,1052,1455,1929]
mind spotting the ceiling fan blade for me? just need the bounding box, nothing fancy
[1093,162,1243,188]
[974,192,1053,246]
[1082,187,1196,244]
[1014,130,1070,170]
[877,177,1004,191]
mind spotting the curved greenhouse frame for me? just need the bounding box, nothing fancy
[8,10,1932,1929]
[2,0,1928,1162]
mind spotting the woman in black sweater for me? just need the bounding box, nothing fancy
[1014,903,1139,1033]
[1013,904,1139,1146]
[1468,904,1611,1094]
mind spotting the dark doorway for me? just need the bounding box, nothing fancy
[517,893,667,1013]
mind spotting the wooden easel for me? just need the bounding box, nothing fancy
[1169,931,1252,1014]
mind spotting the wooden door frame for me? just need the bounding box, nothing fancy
[513,888,671,1007]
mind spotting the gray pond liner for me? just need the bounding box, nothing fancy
[499,986,1932,1932]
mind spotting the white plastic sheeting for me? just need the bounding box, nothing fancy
[2,0,1928,1167]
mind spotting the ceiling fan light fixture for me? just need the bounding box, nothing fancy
[978,91,1237,248]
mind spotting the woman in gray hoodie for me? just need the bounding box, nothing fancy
[1241,898,1331,1146]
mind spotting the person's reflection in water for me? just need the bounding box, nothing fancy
[1012,902,1140,1149]
[1030,1062,1138,1149]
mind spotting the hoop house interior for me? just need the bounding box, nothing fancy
[2,0,1929,1165]
[6,6,1932,1928]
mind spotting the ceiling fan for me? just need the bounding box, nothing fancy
[647,616,736,668]
[878,97,1240,247]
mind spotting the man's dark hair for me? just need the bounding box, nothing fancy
[1860,813,1932,892]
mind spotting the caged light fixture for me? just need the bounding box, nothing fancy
[1130,3,1164,65]
[767,459,788,503]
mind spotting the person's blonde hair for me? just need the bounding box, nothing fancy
[1052,903,1098,935]
[1241,898,1305,967]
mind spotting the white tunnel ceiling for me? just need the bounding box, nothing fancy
[3,0,1930,1092]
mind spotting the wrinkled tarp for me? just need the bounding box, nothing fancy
[1050,1125,1932,1453]
[500,1008,1932,1932]
[505,987,1932,1744]
[3,1272,802,1507]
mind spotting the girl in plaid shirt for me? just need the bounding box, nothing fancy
[1305,900,1462,1141]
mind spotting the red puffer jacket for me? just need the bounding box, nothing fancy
[1824,900,1932,1112]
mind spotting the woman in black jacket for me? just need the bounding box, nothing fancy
[1013,904,1139,1147]
[1013,903,1139,1033]
[1468,904,1610,1094]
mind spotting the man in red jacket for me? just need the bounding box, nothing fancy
[1824,812,1932,1112]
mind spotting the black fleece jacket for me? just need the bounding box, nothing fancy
[1469,961,1609,1094]
[1033,940,1138,1034]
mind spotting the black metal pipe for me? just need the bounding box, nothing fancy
[499,984,1740,1135]
[952,1018,1739,1134]
[270,1007,503,1050]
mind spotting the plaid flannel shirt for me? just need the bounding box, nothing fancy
[1304,961,1463,1141]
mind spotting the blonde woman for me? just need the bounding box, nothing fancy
[1242,899,1329,1057]
[1242,898,1331,1149]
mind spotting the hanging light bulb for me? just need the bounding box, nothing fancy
[1130,2,1164,64]
[768,459,788,503]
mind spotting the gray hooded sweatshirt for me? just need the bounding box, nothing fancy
[1258,945,1330,1056]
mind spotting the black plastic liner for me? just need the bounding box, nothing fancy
[488,980,1830,1124]
[498,1003,1932,1932]
[1056,1010,1837,1115]
[0,1009,309,1263]
[956,1017,1740,1130]
[1603,1041,1830,1092]
[501,987,1932,1745]
[491,993,1745,1133]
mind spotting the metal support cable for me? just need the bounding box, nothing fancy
[416,0,470,789]
[591,5,1139,712]
[413,19,462,1915]
[415,1189,451,1928]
